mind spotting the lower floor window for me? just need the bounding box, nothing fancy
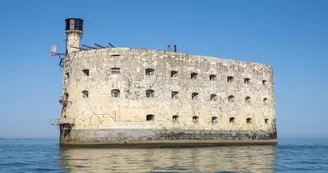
[192,116,199,123]
[172,115,179,123]
[146,114,154,121]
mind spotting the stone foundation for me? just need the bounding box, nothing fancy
[60,128,277,147]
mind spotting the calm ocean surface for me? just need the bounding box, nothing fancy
[0,139,327,173]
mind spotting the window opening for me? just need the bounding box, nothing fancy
[111,89,120,97]
[172,115,179,123]
[229,117,235,123]
[228,95,235,102]
[191,72,198,79]
[212,117,218,125]
[265,118,269,124]
[210,94,217,101]
[111,67,120,74]
[210,74,216,81]
[82,90,88,98]
[146,89,154,98]
[192,92,199,100]
[262,80,267,86]
[172,91,179,99]
[192,116,199,124]
[227,76,234,82]
[171,71,178,78]
[247,118,252,124]
[244,78,250,84]
[245,96,251,103]
[145,68,154,76]
[64,93,69,100]
[263,98,268,103]
[146,114,154,121]
[82,69,89,76]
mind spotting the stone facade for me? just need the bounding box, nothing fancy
[58,19,277,147]
[59,47,277,146]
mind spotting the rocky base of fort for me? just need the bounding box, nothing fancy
[60,129,277,147]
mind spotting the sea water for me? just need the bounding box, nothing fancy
[0,139,327,173]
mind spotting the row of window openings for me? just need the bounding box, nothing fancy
[146,115,269,125]
[149,69,267,85]
[73,68,120,77]
[80,90,268,103]
[147,69,268,85]
[74,68,268,86]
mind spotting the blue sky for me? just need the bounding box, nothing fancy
[1,0,327,139]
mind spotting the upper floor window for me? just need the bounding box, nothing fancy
[245,96,251,103]
[82,69,89,76]
[111,89,120,97]
[171,71,178,78]
[244,78,250,84]
[210,74,216,81]
[191,72,198,79]
[228,95,235,102]
[210,94,218,101]
[65,73,69,79]
[172,91,179,99]
[146,114,154,121]
[111,67,120,74]
[145,68,154,76]
[227,76,234,82]
[146,89,154,98]
[265,118,269,124]
[263,98,268,103]
[264,118,269,124]
[229,117,235,123]
[192,92,199,100]
[82,90,88,98]
[262,80,267,86]
[64,93,69,100]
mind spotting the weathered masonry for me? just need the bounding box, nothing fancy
[56,18,277,147]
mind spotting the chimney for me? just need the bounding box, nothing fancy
[167,45,171,51]
[65,18,84,54]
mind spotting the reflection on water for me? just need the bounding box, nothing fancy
[59,146,276,173]
[2,139,328,172]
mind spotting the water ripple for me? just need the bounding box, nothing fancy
[0,139,327,172]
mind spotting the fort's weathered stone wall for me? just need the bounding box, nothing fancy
[59,47,276,146]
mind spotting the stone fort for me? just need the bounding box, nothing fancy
[57,18,277,147]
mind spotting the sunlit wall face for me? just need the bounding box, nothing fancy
[59,47,277,145]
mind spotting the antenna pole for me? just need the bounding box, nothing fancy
[108,42,115,48]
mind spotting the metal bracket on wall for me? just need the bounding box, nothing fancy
[52,53,65,67]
